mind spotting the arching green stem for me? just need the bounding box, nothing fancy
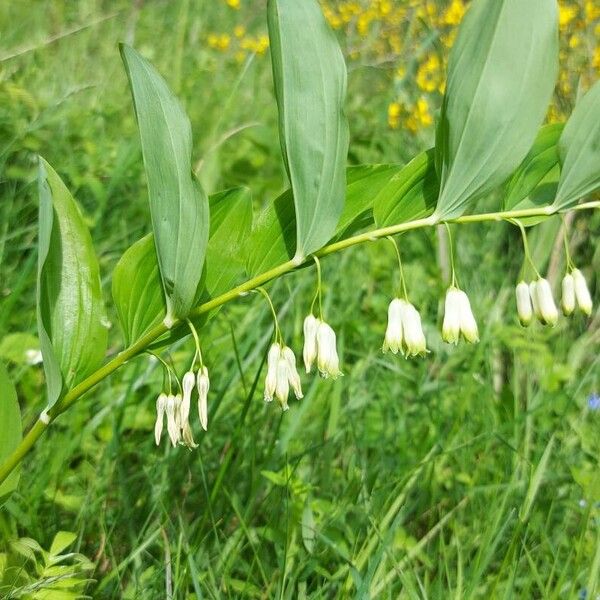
[0,201,598,487]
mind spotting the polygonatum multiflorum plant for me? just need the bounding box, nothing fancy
[1,0,599,502]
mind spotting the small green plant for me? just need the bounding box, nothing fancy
[0,530,94,599]
[0,0,599,513]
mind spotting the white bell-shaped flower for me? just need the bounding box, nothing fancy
[197,366,210,431]
[303,315,320,373]
[457,289,479,343]
[282,346,303,400]
[180,371,195,429]
[154,393,167,446]
[561,273,576,316]
[316,321,342,379]
[529,281,542,321]
[383,298,405,354]
[572,268,593,316]
[401,302,428,357]
[166,394,181,447]
[515,281,533,326]
[264,343,281,402]
[533,277,558,326]
[275,356,290,410]
[442,288,461,345]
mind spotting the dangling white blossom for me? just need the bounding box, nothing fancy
[515,281,533,326]
[303,315,319,373]
[264,343,281,402]
[180,371,195,429]
[275,356,290,410]
[442,287,478,344]
[154,393,167,446]
[383,298,405,354]
[533,277,558,326]
[197,366,210,431]
[561,273,576,316]
[401,302,428,357]
[442,288,461,345]
[316,321,342,379]
[572,268,593,316]
[165,394,181,447]
[457,289,479,343]
[282,346,303,400]
[529,281,541,321]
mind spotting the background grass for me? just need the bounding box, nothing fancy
[1,0,599,598]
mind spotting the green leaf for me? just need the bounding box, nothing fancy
[120,44,210,324]
[49,531,77,556]
[0,361,21,505]
[202,187,253,302]
[113,188,252,345]
[503,123,563,213]
[434,0,558,220]
[37,159,108,408]
[373,149,439,227]
[246,165,399,276]
[112,234,164,347]
[268,0,349,260]
[554,80,600,210]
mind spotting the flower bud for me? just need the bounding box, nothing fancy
[316,321,342,379]
[154,393,167,446]
[180,371,195,428]
[282,346,303,400]
[382,298,405,354]
[197,366,210,431]
[561,273,575,316]
[534,278,558,326]
[264,343,281,402]
[515,281,533,326]
[442,288,461,345]
[303,315,319,373]
[401,303,427,357]
[572,268,593,316]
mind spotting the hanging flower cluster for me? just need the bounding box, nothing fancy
[154,324,210,449]
[515,223,594,327]
[151,223,594,450]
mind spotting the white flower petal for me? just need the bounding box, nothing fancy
[516,281,533,326]
[572,268,593,316]
[303,315,319,373]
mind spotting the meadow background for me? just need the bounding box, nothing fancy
[1,0,599,597]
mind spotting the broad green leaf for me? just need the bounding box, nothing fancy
[120,44,210,324]
[268,0,349,260]
[202,187,253,302]
[113,188,252,345]
[246,165,399,276]
[554,81,600,210]
[434,0,558,220]
[37,159,108,408]
[112,234,164,347]
[0,361,21,504]
[503,124,563,213]
[373,149,439,227]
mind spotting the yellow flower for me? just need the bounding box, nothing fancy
[218,33,231,51]
[443,0,466,26]
[593,46,600,71]
[388,102,402,129]
[559,4,578,29]
[416,54,442,92]
[207,33,220,49]
[234,25,246,38]
[225,0,240,9]
[585,1,600,21]
[568,34,581,48]
[415,98,433,127]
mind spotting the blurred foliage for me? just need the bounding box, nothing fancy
[0,0,599,597]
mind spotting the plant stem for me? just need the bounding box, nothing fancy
[0,202,598,486]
